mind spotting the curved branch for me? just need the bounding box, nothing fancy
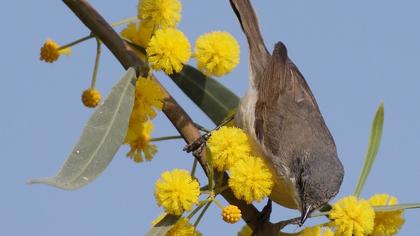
[62,0,269,232]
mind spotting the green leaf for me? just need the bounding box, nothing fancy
[354,103,385,197]
[373,203,420,212]
[309,203,420,219]
[28,68,136,190]
[170,65,240,125]
[146,214,180,236]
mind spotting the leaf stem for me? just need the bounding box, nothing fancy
[150,135,183,142]
[213,198,224,210]
[214,185,229,195]
[58,16,137,51]
[187,199,210,219]
[90,38,102,88]
[58,35,93,50]
[111,16,137,27]
[191,158,198,177]
[193,201,212,227]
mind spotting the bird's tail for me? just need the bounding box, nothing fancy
[229,0,270,80]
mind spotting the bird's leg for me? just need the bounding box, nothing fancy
[183,115,235,155]
[251,199,272,236]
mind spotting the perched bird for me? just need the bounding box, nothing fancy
[230,0,344,224]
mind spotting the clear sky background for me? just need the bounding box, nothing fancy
[2,0,420,235]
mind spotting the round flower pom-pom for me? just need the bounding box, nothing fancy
[166,218,202,236]
[81,88,101,108]
[154,169,200,215]
[40,39,71,63]
[138,0,181,28]
[222,205,242,224]
[121,21,154,48]
[125,120,157,163]
[368,194,404,236]
[323,228,334,236]
[147,28,191,74]
[194,31,240,77]
[329,196,375,236]
[228,155,274,204]
[133,77,165,121]
[207,126,251,171]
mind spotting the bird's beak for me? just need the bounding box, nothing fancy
[299,205,311,226]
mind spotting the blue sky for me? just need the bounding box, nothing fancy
[2,0,420,235]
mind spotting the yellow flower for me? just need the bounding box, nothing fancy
[125,120,157,163]
[207,126,251,171]
[154,169,200,215]
[222,205,242,224]
[147,28,191,74]
[166,218,202,236]
[124,77,164,162]
[121,21,154,48]
[81,88,101,108]
[138,0,182,28]
[323,228,335,236]
[194,31,240,77]
[133,77,165,121]
[368,194,404,236]
[228,155,274,204]
[40,39,71,63]
[329,196,375,236]
[298,226,321,236]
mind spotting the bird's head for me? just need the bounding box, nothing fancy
[289,149,344,226]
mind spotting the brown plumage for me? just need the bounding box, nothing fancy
[231,0,344,223]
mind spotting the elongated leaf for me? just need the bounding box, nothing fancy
[170,65,240,125]
[28,68,136,190]
[309,203,420,219]
[146,214,180,236]
[354,103,384,197]
[373,203,420,212]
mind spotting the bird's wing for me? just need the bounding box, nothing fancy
[254,42,333,156]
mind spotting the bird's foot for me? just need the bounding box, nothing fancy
[183,115,235,155]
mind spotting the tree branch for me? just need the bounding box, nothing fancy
[62,0,268,233]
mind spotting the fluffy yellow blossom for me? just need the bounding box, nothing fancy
[298,226,321,236]
[323,228,335,236]
[154,169,200,215]
[124,77,164,162]
[121,21,154,48]
[222,205,242,224]
[138,0,181,28]
[228,155,274,204]
[125,120,157,162]
[147,28,191,74]
[132,77,165,121]
[194,31,240,77]
[81,88,101,108]
[329,196,375,236]
[40,39,71,63]
[207,126,251,171]
[166,218,202,236]
[368,194,404,236]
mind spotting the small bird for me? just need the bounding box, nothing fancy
[230,0,344,224]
